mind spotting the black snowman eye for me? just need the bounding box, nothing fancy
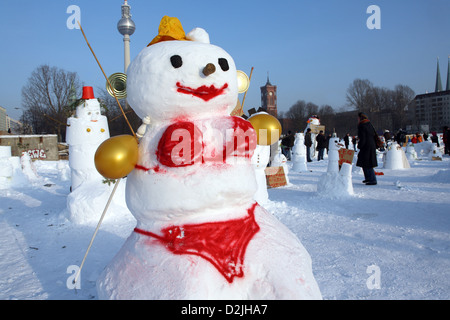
[218,58,229,71]
[170,55,183,68]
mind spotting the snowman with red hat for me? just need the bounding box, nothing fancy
[65,87,113,223]
[96,16,321,299]
[66,86,110,191]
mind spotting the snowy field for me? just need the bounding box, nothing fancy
[0,151,449,300]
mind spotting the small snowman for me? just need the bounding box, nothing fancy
[251,144,271,205]
[96,16,321,300]
[0,146,13,189]
[291,132,308,172]
[405,142,418,162]
[383,142,410,169]
[429,142,443,160]
[317,134,354,197]
[271,140,289,184]
[327,134,340,173]
[66,87,110,191]
[65,87,114,224]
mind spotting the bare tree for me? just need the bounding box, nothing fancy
[21,65,81,141]
[96,88,141,137]
[286,100,307,130]
[306,102,319,117]
[346,79,373,113]
[392,84,415,130]
[318,104,336,133]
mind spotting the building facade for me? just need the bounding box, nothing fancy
[409,58,450,132]
[0,106,7,132]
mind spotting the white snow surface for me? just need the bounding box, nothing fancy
[0,155,449,300]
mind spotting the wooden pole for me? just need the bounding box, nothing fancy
[73,178,121,287]
[240,67,254,113]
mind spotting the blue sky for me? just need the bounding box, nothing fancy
[1,0,449,120]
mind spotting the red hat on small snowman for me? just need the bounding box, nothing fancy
[82,86,95,100]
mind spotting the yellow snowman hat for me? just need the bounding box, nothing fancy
[147,16,188,46]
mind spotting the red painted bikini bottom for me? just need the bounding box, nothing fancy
[134,203,260,283]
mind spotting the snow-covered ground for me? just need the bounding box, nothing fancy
[0,150,449,300]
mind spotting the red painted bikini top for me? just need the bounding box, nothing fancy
[156,116,257,167]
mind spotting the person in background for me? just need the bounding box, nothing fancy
[315,130,326,161]
[395,129,406,147]
[281,130,295,160]
[430,132,439,147]
[326,133,332,154]
[415,132,423,143]
[304,128,313,162]
[383,130,391,143]
[443,126,449,155]
[343,133,350,149]
[356,112,378,185]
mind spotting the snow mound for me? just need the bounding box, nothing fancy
[66,179,132,225]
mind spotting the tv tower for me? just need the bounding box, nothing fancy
[117,0,135,72]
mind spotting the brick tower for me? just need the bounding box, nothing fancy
[260,74,277,117]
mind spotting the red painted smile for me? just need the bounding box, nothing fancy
[176,82,228,102]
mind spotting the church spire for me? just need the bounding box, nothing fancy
[446,56,450,91]
[266,71,272,86]
[435,57,443,92]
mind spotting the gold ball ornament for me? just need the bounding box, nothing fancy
[236,70,250,93]
[248,113,282,146]
[94,135,139,179]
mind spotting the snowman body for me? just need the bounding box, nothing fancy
[97,23,321,299]
[292,132,308,172]
[66,96,109,190]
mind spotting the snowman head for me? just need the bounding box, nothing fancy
[76,99,102,122]
[127,16,238,123]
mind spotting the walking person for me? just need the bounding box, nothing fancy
[356,112,378,185]
[443,126,449,155]
[281,130,295,160]
[344,133,350,149]
[352,136,357,151]
[326,133,332,154]
[304,128,313,162]
[315,130,326,161]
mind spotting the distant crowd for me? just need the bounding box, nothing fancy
[280,125,450,161]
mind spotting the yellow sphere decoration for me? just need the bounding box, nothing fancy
[248,113,282,146]
[236,70,250,93]
[94,135,139,179]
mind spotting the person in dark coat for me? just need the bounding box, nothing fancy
[356,112,378,185]
[343,133,350,149]
[443,126,449,155]
[326,133,332,154]
[315,130,326,161]
[430,132,439,147]
[281,130,295,160]
[304,128,313,162]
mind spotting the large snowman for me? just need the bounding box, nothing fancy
[96,16,321,300]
